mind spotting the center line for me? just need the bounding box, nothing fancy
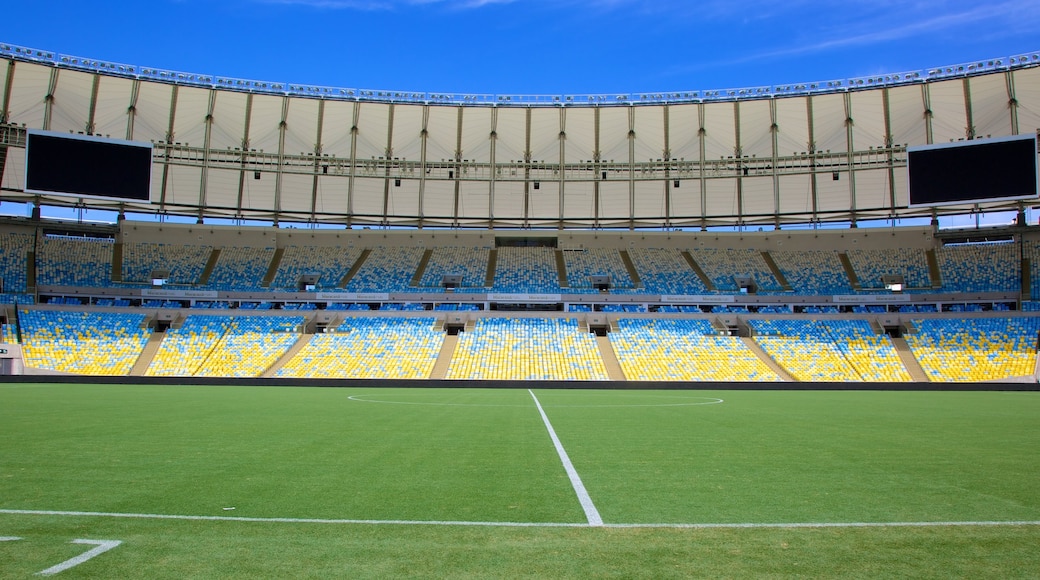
[528,389,603,526]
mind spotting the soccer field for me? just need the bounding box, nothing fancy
[1,384,1039,577]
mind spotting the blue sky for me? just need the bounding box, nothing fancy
[4,0,1039,96]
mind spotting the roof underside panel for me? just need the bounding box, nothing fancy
[812,93,848,154]
[927,79,968,143]
[390,103,422,161]
[633,181,664,221]
[49,68,92,134]
[741,176,774,218]
[667,104,699,162]
[563,107,595,163]
[2,55,1037,229]
[969,73,1012,138]
[1013,67,1040,135]
[320,99,354,159]
[888,84,927,146]
[314,175,348,218]
[777,174,813,217]
[702,102,735,161]
[425,106,455,163]
[354,102,390,161]
[8,62,49,129]
[774,98,809,157]
[849,89,886,150]
[460,107,492,163]
[284,96,320,158]
[739,99,773,159]
[93,75,134,140]
[209,90,247,150]
[129,81,171,143]
[171,86,209,148]
[458,181,489,222]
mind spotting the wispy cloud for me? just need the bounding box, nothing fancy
[258,0,518,9]
[657,1,1040,80]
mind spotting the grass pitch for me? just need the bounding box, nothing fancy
[1,384,1039,577]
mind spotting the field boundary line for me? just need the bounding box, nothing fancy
[528,389,603,526]
[3,509,1040,530]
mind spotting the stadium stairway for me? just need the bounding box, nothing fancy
[595,335,626,380]
[681,251,716,291]
[262,333,313,377]
[129,331,165,376]
[761,251,793,292]
[838,252,861,290]
[740,337,795,381]
[889,336,930,382]
[429,334,458,379]
[618,250,643,289]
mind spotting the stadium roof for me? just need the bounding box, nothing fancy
[1,43,1039,229]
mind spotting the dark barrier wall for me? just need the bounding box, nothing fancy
[0,375,1037,392]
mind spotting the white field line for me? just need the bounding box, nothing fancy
[35,539,122,576]
[528,389,603,526]
[2,509,1040,530]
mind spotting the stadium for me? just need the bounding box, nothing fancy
[1,36,1040,577]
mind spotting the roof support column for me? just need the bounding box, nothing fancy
[158,85,178,215]
[881,88,897,218]
[962,77,976,140]
[417,104,428,228]
[346,101,360,227]
[593,107,602,229]
[627,106,636,230]
[806,95,819,225]
[769,98,781,229]
[42,68,58,131]
[523,108,533,228]
[197,89,217,221]
[843,92,857,226]
[309,99,326,224]
[488,107,498,229]
[733,101,744,229]
[0,60,14,124]
[273,96,290,226]
[380,103,395,227]
[697,104,707,230]
[125,79,141,141]
[86,74,100,135]
[1006,70,1020,135]
[234,93,253,222]
[453,106,463,228]
[557,107,566,230]
[662,105,672,229]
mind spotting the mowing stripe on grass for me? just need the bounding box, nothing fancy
[528,389,603,526]
[3,509,1040,530]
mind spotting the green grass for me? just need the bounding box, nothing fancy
[2,384,1039,577]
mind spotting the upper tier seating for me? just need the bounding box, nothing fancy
[19,309,150,375]
[418,246,492,290]
[625,248,708,295]
[904,317,1040,382]
[609,318,778,381]
[37,237,113,287]
[769,250,853,295]
[692,248,783,292]
[276,317,443,379]
[562,248,636,292]
[203,247,276,291]
[447,317,608,380]
[491,247,562,294]
[846,248,931,291]
[935,243,1020,293]
[121,242,212,286]
[750,318,910,382]
[345,247,426,293]
[270,245,364,290]
[0,232,33,293]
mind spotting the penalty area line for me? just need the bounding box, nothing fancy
[1,509,1039,530]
